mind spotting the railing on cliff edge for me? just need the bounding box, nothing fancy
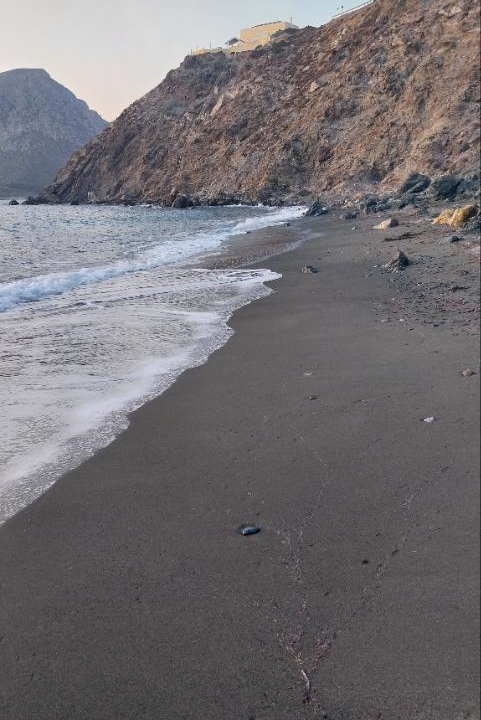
[332,0,375,19]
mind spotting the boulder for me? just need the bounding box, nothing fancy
[450,204,479,227]
[374,218,399,230]
[374,202,392,212]
[432,204,478,227]
[456,176,481,198]
[8,199,19,205]
[449,235,462,243]
[305,199,328,217]
[400,172,431,194]
[397,194,417,209]
[341,211,358,220]
[171,194,193,209]
[408,180,430,195]
[22,195,40,205]
[430,174,460,200]
[359,196,379,213]
[432,208,456,226]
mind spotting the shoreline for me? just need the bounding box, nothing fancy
[0,213,479,719]
[0,207,307,523]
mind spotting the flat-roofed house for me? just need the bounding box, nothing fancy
[238,20,298,49]
[191,20,298,56]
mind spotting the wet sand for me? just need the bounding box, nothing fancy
[0,215,479,720]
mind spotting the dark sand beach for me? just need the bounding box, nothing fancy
[1,215,479,719]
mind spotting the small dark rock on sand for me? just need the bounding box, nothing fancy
[239,525,261,536]
[383,250,410,272]
[449,235,462,243]
[341,211,358,220]
[302,265,319,274]
[8,199,19,206]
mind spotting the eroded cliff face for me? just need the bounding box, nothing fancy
[44,0,480,205]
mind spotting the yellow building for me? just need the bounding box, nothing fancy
[191,20,298,56]
[234,21,298,51]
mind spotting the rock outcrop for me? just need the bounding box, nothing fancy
[44,0,480,206]
[0,69,107,194]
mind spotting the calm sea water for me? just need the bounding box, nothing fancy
[0,202,304,522]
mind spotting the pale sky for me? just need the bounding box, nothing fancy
[0,0,361,121]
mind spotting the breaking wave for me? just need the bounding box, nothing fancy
[0,205,304,312]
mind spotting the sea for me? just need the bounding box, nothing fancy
[0,200,305,523]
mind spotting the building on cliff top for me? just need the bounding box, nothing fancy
[191,20,298,56]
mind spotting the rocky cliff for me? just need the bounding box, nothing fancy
[0,69,106,194]
[44,0,480,206]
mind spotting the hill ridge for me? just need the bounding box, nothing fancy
[0,68,107,194]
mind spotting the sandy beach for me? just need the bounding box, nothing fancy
[1,214,479,719]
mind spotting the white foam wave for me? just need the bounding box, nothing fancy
[0,206,304,312]
[231,205,305,234]
[0,267,281,523]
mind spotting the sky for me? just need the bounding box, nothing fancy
[0,0,361,121]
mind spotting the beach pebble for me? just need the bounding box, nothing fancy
[302,265,319,274]
[374,218,399,230]
[239,525,261,536]
[422,416,436,423]
[462,369,476,377]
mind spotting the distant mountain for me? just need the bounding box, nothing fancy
[43,0,480,206]
[0,68,107,195]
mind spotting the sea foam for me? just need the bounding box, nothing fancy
[0,205,304,313]
[0,203,301,522]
